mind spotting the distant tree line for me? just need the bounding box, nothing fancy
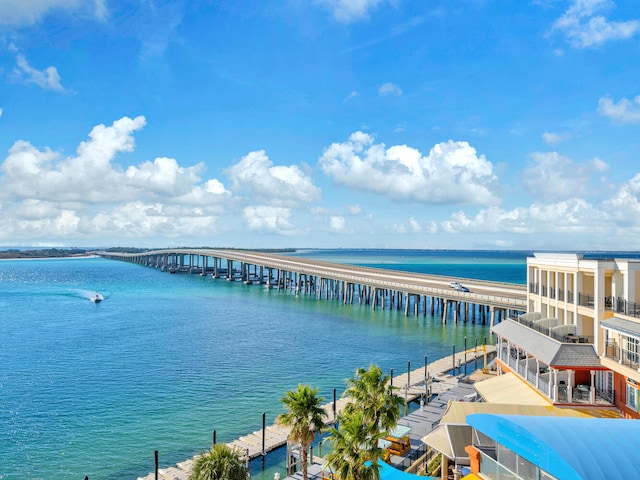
[0,246,299,259]
[0,248,92,259]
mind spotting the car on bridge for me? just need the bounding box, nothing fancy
[455,285,470,292]
[448,282,462,288]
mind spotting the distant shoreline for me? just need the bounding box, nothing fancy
[0,253,100,261]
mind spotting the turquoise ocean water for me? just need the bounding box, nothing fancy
[0,250,529,480]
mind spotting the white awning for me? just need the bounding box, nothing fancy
[421,424,453,458]
[601,317,640,340]
[473,372,551,406]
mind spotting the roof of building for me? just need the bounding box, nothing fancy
[491,319,602,368]
[439,399,587,424]
[467,414,640,480]
[421,401,619,463]
[601,316,640,339]
[472,372,551,405]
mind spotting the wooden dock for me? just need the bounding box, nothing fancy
[137,346,495,480]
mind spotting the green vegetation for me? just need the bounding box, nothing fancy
[324,409,385,480]
[426,453,441,477]
[0,248,93,259]
[323,364,405,480]
[277,384,328,480]
[0,246,298,259]
[342,364,405,436]
[189,444,248,480]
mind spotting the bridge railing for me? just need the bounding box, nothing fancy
[99,249,527,309]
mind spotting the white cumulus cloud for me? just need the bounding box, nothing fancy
[550,0,640,48]
[598,95,640,123]
[329,216,346,232]
[319,132,500,205]
[523,152,608,201]
[441,199,599,236]
[242,206,297,234]
[0,116,230,243]
[226,150,321,207]
[602,173,640,216]
[126,157,205,197]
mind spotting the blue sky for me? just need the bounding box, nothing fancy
[1,0,640,250]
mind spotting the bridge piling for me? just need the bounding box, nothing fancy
[100,249,526,322]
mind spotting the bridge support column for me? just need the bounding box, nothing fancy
[442,299,448,324]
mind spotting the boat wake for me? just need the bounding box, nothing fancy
[77,290,105,303]
[91,293,104,303]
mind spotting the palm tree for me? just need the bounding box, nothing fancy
[324,409,384,480]
[342,364,405,436]
[189,443,248,480]
[277,384,328,480]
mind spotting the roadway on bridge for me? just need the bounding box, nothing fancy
[101,248,527,309]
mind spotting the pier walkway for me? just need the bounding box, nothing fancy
[100,249,526,324]
[137,346,496,480]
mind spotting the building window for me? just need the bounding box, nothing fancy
[627,337,639,362]
[626,381,638,412]
[621,336,640,369]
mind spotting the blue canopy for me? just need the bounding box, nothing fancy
[467,414,640,480]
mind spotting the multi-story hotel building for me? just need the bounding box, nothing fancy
[491,252,640,418]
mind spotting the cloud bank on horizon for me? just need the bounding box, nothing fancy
[0,0,639,250]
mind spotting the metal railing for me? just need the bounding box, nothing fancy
[604,340,640,370]
[578,292,594,307]
[612,298,640,319]
[392,443,428,472]
[514,316,593,344]
[530,286,640,319]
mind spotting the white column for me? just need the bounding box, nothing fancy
[595,266,605,353]
[624,263,636,305]
[567,370,573,403]
[619,336,624,365]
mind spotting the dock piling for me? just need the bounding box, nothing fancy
[262,412,266,466]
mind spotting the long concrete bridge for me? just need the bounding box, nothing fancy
[98,249,527,324]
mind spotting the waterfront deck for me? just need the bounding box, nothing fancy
[137,346,495,480]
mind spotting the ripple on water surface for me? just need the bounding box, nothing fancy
[0,254,511,479]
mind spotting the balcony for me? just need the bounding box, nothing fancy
[514,315,593,344]
[604,339,640,371]
[529,285,640,319]
[499,344,613,406]
[578,292,594,308]
[611,298,640,318]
